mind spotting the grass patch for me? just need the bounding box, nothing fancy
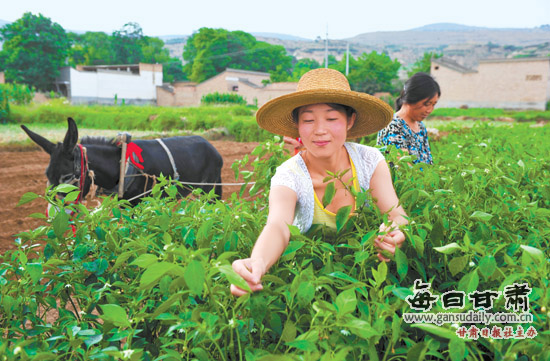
[9,100,268,142]
[7,101,548,144]
[431,107,550,121]
[0,123,198,149]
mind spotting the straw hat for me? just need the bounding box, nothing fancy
[256,68,393,139]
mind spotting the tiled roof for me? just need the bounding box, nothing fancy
[225,68,270,76]
[238,78,262,88]
[479,57,550,64]
[433,57,476,73]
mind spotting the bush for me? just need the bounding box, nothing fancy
[201,92,247,105]
[11,103,265,141]
[431,107,550,121]
[10,102,550,143]
[3,83,35,105]
[0,86,10,123]
[230,105,255,116]
[227,118,271,142]
[0,83,34,123]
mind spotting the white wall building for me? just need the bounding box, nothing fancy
[55,63,162,105]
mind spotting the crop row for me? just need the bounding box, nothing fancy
[0,123,548,360]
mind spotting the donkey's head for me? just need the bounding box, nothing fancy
[21,118,83,189]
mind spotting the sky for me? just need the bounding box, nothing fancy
[2,0,550,40]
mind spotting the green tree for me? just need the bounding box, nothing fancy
[162,58,187,83]
[0,86,10,123]
[290,58,321,80]
[183,27,226,82]
[407,52,442,77]
[254,42,292,82]
[140,36,187,82]
[68,28,169,67]
[328,54,351,74]
[183,28,292,83]
[339,51,400,93]
[68,31,113,66]
[0,12,70,91]
[140,36,170,64]
[0,51,7,70]
[67,27,185,83]
[111,22,145,64]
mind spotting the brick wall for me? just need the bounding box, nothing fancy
[432,58,550,110]
[254,83,298,106]
[159,69,298,107]
[157,87,175,107]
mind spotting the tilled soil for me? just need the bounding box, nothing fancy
[0,140,273,253]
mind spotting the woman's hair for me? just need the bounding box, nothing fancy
[291,103,356,123]
[396,72,441,111]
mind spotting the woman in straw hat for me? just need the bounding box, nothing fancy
[231,68,408,297]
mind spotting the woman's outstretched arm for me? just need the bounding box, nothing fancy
[231,185,297,296]
[369,160,408,261]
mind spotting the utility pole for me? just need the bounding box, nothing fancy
[345,42,349,76]
[325,24,328,68]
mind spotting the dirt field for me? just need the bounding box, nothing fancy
[0,141,283,253]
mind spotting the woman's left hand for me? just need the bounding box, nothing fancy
[374,223,405,262]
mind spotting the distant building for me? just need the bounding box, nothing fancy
[157,68,298,107]
[431,57,550,110]
[0,72,4,84]
[55,63,162,105]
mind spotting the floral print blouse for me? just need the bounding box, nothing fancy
[376,115,433,165]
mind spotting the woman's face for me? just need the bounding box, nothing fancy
[297,103,355,157]
[406,94,439,122]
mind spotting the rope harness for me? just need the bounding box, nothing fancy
[77,135,257,203]
[155,138,180,180]
[46,144,92,235]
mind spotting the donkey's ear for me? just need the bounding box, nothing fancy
[21,125,55,154]
[63,117,79,153]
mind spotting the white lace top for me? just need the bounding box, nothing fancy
[270,142,385,233]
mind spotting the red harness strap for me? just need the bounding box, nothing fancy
[125,142,145,170]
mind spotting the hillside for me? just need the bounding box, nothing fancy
[164,23,550,74]
[349,23,550,47]
[271,23,550,71]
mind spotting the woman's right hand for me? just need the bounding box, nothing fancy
[374,222,406,262]
[230,258,266,296]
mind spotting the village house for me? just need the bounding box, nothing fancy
[54,63,163,105]
[157,68,298,107]
[431,57,550,110]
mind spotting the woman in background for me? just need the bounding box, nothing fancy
[377,72,440,165]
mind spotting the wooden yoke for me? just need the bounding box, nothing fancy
[117,133,128,198]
